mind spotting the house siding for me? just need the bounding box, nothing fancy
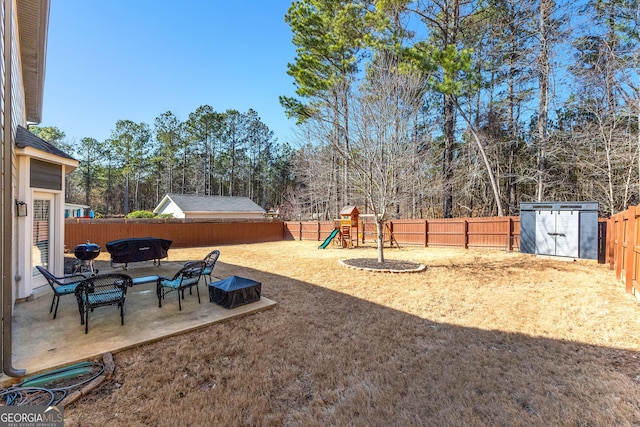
[2,0,27,307]
[2,0,28,375]
[0,0,5,314]
[161,200,185,218]
[30,158,62,190]
[10,0,26,303]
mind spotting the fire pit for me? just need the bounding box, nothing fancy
[73,241,101,275]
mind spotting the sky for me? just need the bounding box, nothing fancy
[39,1,299,147]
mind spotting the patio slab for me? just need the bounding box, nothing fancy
[8,260,276,377]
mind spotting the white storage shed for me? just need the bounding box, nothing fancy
[520,201,599,260]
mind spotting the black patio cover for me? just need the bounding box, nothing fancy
[209,276,261,309]
[106,237,172,264]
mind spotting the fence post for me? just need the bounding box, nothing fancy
[616,216,623,280]
[625,206,636,294]
[317,222,320,241]
[463,220,468,249]
[424,219,428,248]
[608,218,614,270]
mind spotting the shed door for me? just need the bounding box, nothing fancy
[535,211,556,255]
[535,210,579,257]
[555,211,579,257]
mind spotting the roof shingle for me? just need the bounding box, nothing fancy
[15,126,76,160]
[165,194,265,213]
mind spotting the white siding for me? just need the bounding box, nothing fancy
[10,1,26,300]
[159,200,185,218]
[0,0,6,309]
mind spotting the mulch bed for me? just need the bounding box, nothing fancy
[340,258,426,272]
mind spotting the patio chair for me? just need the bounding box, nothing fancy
[157,261,205,311]
[35,266,86,320]
[187,249,220,285]
[75,273,132,334]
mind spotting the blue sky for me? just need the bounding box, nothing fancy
[39,1,299,147]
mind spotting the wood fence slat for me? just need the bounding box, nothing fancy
[625,207,637,293]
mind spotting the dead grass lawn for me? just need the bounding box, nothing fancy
[63,241,640,426]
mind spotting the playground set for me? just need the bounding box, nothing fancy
[318,206,399,249]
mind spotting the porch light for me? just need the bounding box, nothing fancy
[15,201,27,217]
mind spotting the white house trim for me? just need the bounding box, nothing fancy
[14,148,76,299]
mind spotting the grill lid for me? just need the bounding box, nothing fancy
[74,241,101,260]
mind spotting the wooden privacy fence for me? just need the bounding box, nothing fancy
[608,206,640,298]
[284,217,521,250]
[66,215,629,293]
[67,216,521,252]
[64,218,284,251]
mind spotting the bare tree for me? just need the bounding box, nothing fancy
[332,52,427,262]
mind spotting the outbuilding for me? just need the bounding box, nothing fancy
[520,201,599,260]
[154,194,265,220]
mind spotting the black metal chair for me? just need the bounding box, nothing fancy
[190,249,220,285]
[157,261,205,311]
[75,273,132,334]
[35,266,86,320]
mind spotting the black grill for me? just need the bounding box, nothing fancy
[73,241,100,274]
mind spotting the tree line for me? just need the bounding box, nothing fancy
[32,0,640,221]
[31,107,295,216]
[280,0,640,219]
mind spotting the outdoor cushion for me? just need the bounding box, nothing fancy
[56,283,79,295]
[81,289,124,305]
[160,276,198,289]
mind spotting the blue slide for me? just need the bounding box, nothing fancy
[318,229,340,249]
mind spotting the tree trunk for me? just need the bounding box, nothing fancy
[443,93,455,217]
[124,173,130,215]
[536,0,552,201]
[376,219,385,263]
[85,158,91,207]
[456,102,504,216]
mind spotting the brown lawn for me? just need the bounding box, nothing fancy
[63,241,640,426]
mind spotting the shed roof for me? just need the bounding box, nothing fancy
[15,126,75,160]
[157,194,265,214]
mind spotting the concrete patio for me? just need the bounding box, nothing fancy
[8,259,276,377]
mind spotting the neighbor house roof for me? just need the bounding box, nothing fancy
[15,126,76,161]
[155,194,266,214]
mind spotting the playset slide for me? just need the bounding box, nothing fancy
[318,229,340,249]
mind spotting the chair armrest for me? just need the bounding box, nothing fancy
[60,274,87,285]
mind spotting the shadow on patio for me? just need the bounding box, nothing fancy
[10,259,276,376]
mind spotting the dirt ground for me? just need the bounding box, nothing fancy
[63,241,640,426]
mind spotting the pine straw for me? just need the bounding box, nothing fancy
[63,242,640,426]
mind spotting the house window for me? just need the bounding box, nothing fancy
[32,199,51,275]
